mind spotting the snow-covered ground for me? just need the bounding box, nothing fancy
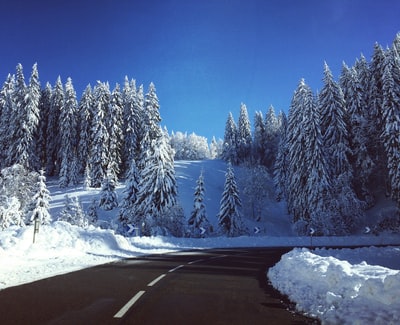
[1,159,400,324]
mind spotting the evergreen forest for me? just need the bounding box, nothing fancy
[1,33,400,236]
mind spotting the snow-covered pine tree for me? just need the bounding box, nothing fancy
[237,103,252,163]
[7,63,40,169]
[382,45,400,207]
[273,111,288,202]
[118,159,140,225]
[0,74,15,168]
[59,77,79,187]
[77,84,93,175]
[368,43,387,174]
[89,82,111,187]
[134,128,178,236]
[209,136,222,159]
[107,83,124,181]
[264,105,280,170]
[36,83,52,169]
[46,76,64,176]
[122,77,140,174]
[58,195,88,228]
[140,82,162,156]
[252,111,266,164]
[340,63,374,206]
[286,79,312,222]
[319,63,363,234]
[26,169,51,225]
[98,168,118,211]
[221,112,238,164]
[217,162,245,237]
[302,84,332,235]
[188,170,211,237]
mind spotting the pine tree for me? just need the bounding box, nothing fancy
[36,83,52,168]
[188,170,211,237]
[264,105,280,170]
[89,82,110,187]
[340,63,374,206]
[273,111,288,202]
[368,43,387,174]
[217,163,244,237]
[319,63,362,234]
[26,169,51,225]
[237,103,252,163]
[46,76,64,175]
[7,63,40,169]
[221,112,238,164]
[0,74,15,167]
[118,159,140,225]
[122,77,141,173]
[134,129,178,235]
[77,84,93,174]
[59,77,79,187]
[286,79,312,222]
[107,84,124,181]
[58,195,88,228]
[253,111,266,164]
[382,46,400,206]
[98,169,118,211]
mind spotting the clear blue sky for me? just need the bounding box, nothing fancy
[1,0,399,140]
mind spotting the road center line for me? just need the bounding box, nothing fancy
[147,274,166,287]
[169,265,184,273]
[113,290,145,318]
[188,258,205,265]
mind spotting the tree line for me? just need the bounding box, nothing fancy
[221,33,400,235]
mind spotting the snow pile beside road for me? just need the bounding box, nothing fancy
[268,247,400,324]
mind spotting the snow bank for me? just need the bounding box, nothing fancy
[0,221,182,290]
[268,247,400,324]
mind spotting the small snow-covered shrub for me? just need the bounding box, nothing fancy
[58,195,89,228]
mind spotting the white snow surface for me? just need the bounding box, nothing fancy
[1,159,400,325]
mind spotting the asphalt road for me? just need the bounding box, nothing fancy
[0,247,319,325]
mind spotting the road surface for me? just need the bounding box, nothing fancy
[0,247,319,324]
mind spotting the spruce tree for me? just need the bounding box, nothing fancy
[107,84,124,181]
[98,169,119,211]
[188,170,211,237]
[26,169,51,225]
[118,159,140,225]
[253,111,266,164]
[0,74,15,167]
[134,129,177,235]
[217,163,244,237]
[319,63,362,234]
[273,112,288,202]
[36,83,52,169]
[7,63,40,169]
[340,63,374,206]
[382,46,400,206]
[237,103,252,163]
[77,84,93,175]
[59,77,79,187]
[89,82,110,187]
[221,112,238,164]
[264,105,280,170]
[46,76,64,175]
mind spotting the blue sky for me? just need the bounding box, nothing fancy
[1,0,399,140]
